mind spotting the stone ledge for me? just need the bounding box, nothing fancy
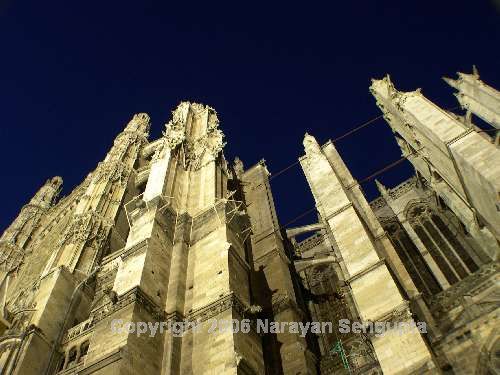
[346,258,386,284]
[324,202,353,222]
[100,238,148,266]
[186,292,247,323]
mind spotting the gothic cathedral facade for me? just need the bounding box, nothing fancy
[0,69,498,374]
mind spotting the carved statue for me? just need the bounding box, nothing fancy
[303,133,322,156]
[233,157,244,178]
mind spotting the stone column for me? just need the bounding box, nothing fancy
[242,160,317,375]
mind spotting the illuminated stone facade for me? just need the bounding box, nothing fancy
[0,69,498,374]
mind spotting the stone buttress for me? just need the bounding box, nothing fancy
[299,133,439,374]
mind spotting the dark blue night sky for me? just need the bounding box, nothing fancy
[1,0,499,231]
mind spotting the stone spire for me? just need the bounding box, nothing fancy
[375,178,389,197]
[0,176,62,245]
[124,112,151,133]
[28,176,63,209]
[51,113,151,273]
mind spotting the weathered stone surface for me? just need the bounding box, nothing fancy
[1,73,498,374]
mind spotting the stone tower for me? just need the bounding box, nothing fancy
[0,103,315,375]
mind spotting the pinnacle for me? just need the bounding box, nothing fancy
[443,76,459,90]
[375,179,388,195]
[472,65,480,77]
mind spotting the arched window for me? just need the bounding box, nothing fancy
[406,203,479,287]
[78,341,90,363]
[67,346,77,369]
[383,220,441,295]
[413,224,458,284]
[431,215,479,272]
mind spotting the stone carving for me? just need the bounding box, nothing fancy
[188,293,246,323]
[0,241,25,274]
[164,120,185,150]
[0,177,62,248]
[0,206,38,244]
[475,332,500,375]
[245,305,262,315]
[162,102,226,170]
[395,90,421,112]
[124,113,151,134]
[184,129,225,170]
[90,286,165,327]
[83,292,256,340]
[303,133,322,157]
[184,140,206,170]
[387,177,417,200]
[189,102,206,116]
[384,303,412,324]
[233,157,244,178]
[1,91,498,375]
[271,292,304,318]
[63,317,93,343]
[427,263,499,318]
[164,101,189,149]
[108,131,147,160]
[343,336,379,372]
[150,138,168,162]
[5,282,39,334]
[369,196,387,210]
[93,160,132,186]
[31,176,63,209]
[296,232,327,254]
[405,200,430,225]
[58,212,113,251]
[207,109,219,130]
[368,301,412,327]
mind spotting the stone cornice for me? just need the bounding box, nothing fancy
[295,232,327,254]
[90,286,164,328]
[186,292,247,323]
[120,239,149,260]
[387,177,417,200]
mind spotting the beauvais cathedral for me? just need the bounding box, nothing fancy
[0,69,498,375]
